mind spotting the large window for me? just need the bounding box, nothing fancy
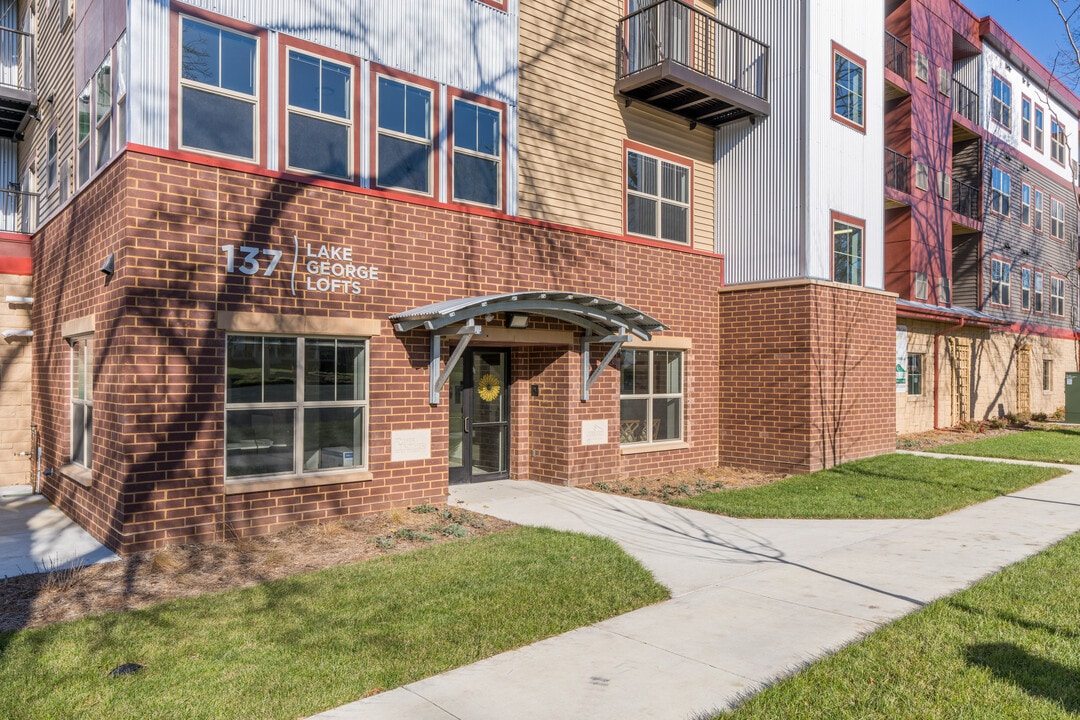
[1051,276,1065,317]
[1034,271,1044,313]
[907,353,923,396]
[46,128,57,191]
[71,336,93,469]
[1033,188,1045,232]
[619,349,682,445]
[1051,119,1066,165]
[286,50,352,179]
[626,148,690,244]
[94,57,112,170]
[832,214,864,286]
[832,44,865,131]
[1051,198,1065,240]
[180,17,259,160]
[1021,267,1031,311]
[115,33,128,148]
[76,82,91,185]
[1021,96,1031,144]
[990,167,1010,217]
[376,76,433,194]
[1021,184,1032,226]
[225,336,368,480]
[991,74,1011,129]
[1034,106,1045,152]
[991,258,1010,307]
[452,97,501,208]
[1044,359,1053,392]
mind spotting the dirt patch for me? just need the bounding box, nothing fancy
[896,424,1035,451]
[0,504,515,633]
[584,465,787,504]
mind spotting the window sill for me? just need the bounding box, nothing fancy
[59,463,92,488]
[225,468,373,495]
[620,441,689,455]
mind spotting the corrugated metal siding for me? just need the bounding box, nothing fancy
[715,0,805,284]
[129,0,170,149]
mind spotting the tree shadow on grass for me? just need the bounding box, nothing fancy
[965,642,1080,713]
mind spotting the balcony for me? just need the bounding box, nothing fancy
[0,27,35,139]
[885,148,910,194]
[884,32,909,80]
[952,178,979,221]
[616,0,769,128]
[952,79,978,125]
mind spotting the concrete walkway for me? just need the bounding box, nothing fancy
[312,461,1080,720]
[0,485,118,579]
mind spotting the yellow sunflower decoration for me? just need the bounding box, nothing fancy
[477,372,502,402]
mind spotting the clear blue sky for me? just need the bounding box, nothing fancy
[963,0,1072,74]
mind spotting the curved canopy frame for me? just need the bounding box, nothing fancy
[389,291,668,403]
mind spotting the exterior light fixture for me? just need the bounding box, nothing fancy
[506,313,529,329]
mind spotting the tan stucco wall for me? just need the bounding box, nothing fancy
[0,275,32,486]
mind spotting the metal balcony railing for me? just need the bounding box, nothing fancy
[616,0,769,127]
[0,188,38,234]
[885,148,910,193]
[952,178,979,221]
[952,79,978,124]
[0,26,36,139]
[884,32,909,80]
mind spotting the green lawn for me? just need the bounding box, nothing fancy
[674,454,1065,519]
[0,527,668,720]
[716,531,1080,719]
[935,428,1080,465]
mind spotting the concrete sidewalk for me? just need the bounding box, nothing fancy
[312,463,1080,720]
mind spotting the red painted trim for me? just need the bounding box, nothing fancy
[170,4,268,167]
[277,35,361,182]
[446,87,507,212]
[475,0,507,11]
[369,63,441,199]
[622,139,695,247]
[1001,321,1078,341]
[829,210,865,285]
[980,17,1080,113]
[0,235,30,275]
[830,41,866,134]
[123,144,724,260]
[0,257,30,275]
[895,306,1005,328]
[988,254,1011,309]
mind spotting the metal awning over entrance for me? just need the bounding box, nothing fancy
[389,291,668,404]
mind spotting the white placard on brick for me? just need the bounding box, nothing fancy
[581,419,608,446]
[391,429,431,462]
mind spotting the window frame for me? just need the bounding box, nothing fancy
[1021,183,1032,226]
[1034,105,1045,152]
[831,42,866,133]
[623,141,693,246]
[1033,188,1045,232]
[1021,266,1031,311]
[1051,275,1066,317]
[280,40,357,181]
[1020,95,1032,144]
[1050,117,1067,166]
[990,166,1011,217]
[76,80,91,186]
[990,257,1011,308]
[94,55,113,171]
[45,127,57,191]
[907,353,923,396]
[175,12,264,163]
[1043,358,1053,392]
[372,68,439,197]
[224,334,370,483]
[914,271,929,301]
[70,334,93,470]
[448,89,506,210]
[115,32,128,151]
[1034,271,1044,313]
[990,73,1012,130]
[1050,197,1065,240]
[831,211,865,287]
[618,348,684,446]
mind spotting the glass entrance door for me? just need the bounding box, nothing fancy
[449,349,510,484]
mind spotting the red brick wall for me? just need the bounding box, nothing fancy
[717,283,896,473]
[33,150,723,552]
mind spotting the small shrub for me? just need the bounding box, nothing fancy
[985,418,1008,430]
[635,486,651,497]
[373,536,396,550]
[1006,412,1030,426]
[410,504,439,514]
[438,523,469,538]
[594,481,611,492]
[1052,406,1066,420]
[1031,412,1048,422]
[677,484,692,496]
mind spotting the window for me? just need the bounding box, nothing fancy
[76,81,91,186]
[452,97,502,208]
[990,167,1011,216]
[915,162,929,191]
[1033,189,1044,231]
[1021,267,1031,311]
[1051,198,1065,240]
[1043,359,1053,392]
[991,74,1011,129]
[1021,96,1032,144]
[94,57,112,170]
[115,33,128,148]
[1021,184,1032,226]
[626,148,690,244]
[286,50,352,179]
[832,44,865,131]
[832,215,864,286]
[914,272,928,300]
[619,349,682,445]
[180,17,259,160]
[1034,106,1045,152]
[907,354,923,396]
[937,171,951,200]
[937,277,951,305]
[1034,271,1044,313]
[1051,276,1065,317]
[991,258,1010,307]
[376,75,433,194]
[937,67,951,96]
[71,336,93,469]
[915,51,929,82]
[225,336,368,480]
[46,128,57,191]
[1051,119,1066,165]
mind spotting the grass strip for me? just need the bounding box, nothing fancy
[674,454,1064,519]
[0,527,668,720]
[935,428,1080,465]
[716,531,1080,719]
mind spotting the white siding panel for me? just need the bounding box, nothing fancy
[715,0,805,285]
[128,0,170,149]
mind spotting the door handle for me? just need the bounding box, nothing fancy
[464,417,471,434]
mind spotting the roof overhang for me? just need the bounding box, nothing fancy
[896,299,1010,328]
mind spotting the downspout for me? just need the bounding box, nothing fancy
[932,319,966,430]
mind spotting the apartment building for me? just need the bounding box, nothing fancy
[884,0,1080,433]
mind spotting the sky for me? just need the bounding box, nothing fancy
[963,0,1074,76]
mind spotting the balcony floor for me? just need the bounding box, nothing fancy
[616,60,769,128]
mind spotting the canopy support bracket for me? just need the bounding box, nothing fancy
[430,322,482,405]
[581,334,629,401]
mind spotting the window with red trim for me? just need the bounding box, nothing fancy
[1051,118,1067,165]
[1050,197,1065,240]
[375,74,435,195]
[991,74,1011,130]
[284,48,353,180]
[450,94,503,209]
[1034,271,1044,313]
[990,167,1011,217]
[831,212,864,286]
[1034,105,1045,152]
[1021,96,1031,144]
[990,257,1011,307]
[832,43,865,132]
[1051,276,1066,316]
[626,145,691,245]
